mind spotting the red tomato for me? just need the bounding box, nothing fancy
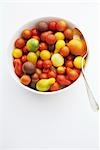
[14,59,22,77]
[48,21,57,31]
[39,73,48,79]
[48,70,56,78]
[42,68,50,73]
[40,31,53,41]
[22,29,32,39]
[46,34,56,44]
[65,60,74,68]
[43,60,52,68]
[60,46,70,57]
[22,46,28,54]
[67,54,74,60]
[39,42,48,51]
[64,29,73,40]
[13,58,21,66]
[73,68,81,74]
[36,60,43,69]
[21,55,27,63]
[15,38,25,49]
[31,73,39,80]
[56,20,67,31]
[50,82,60,91]
[32,36,40,41]
[57,75,67,86]
[20,75,31,85]
[31,28,39,36]
[65,79,71,86]
[66,67,79,81]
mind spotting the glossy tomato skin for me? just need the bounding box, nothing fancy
[56,75,66,86]
[22,29,32,39]
[42,68,50,73]
[46,34,56,44]
[66,67,79,81]
[32,36,40,41]
[39,42,48,51]
[31,73,39,80]
[50,82,60,91]
[56,20,67,31]
[60,46,70,57]
[20,75,31,85]
[37,21,48,32]
[65,60,74,68]
[22,46,28,54]
[67,54,75,60]
[48,21,57,31]
[31,28,39,36]
[43,60,52,68]
[21,55,27,63]
[36,60,43,69]
[39,73,48,79]
[14,59,23,77]
[64,28,73,40]
[57,66,66,74]
[40,31,53,41]
[15,38,25,49]
[48,70,56,78]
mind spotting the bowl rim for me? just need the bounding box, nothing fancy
[7,16,89,95]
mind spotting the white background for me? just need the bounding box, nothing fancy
[0,2,99,150]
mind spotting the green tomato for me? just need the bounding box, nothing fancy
[26,38,39,52]
[51,53,64,67]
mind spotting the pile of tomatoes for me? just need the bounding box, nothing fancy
[12,19,86,92]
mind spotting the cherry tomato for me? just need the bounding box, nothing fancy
[57,66,66,74]
[20,75,31,85]
[15,38,25,49]
[67,54,75,60]
[32,36,40,41]
[35,68,42,75]
[57,75,68,86]
[60,46,70,57]
[73,68,81,74]
[21,55,27,63]
[64,28,73,40]
[36,60,43,69]
[32,73,39,80]
[56,20,67,31]
[22,29,32,39]
[66,67,79,81]
[22,46,28,54]
[43,60,52,68]
[42,68,50,73]
[39,42,48,51]
[40,31,53,41]
[48,21,57,31]
[31,28,39,36]
[46,34,56,44]
[50,82,60,91]
[48,70,56,78]
[14,59,22,77]
[39,73,48,79]
[65,60,74,68]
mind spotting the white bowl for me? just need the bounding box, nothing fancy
[8,17,88,95]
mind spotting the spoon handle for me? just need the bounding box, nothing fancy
[82,71,99,111]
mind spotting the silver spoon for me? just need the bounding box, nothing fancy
[73,28,99,111]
